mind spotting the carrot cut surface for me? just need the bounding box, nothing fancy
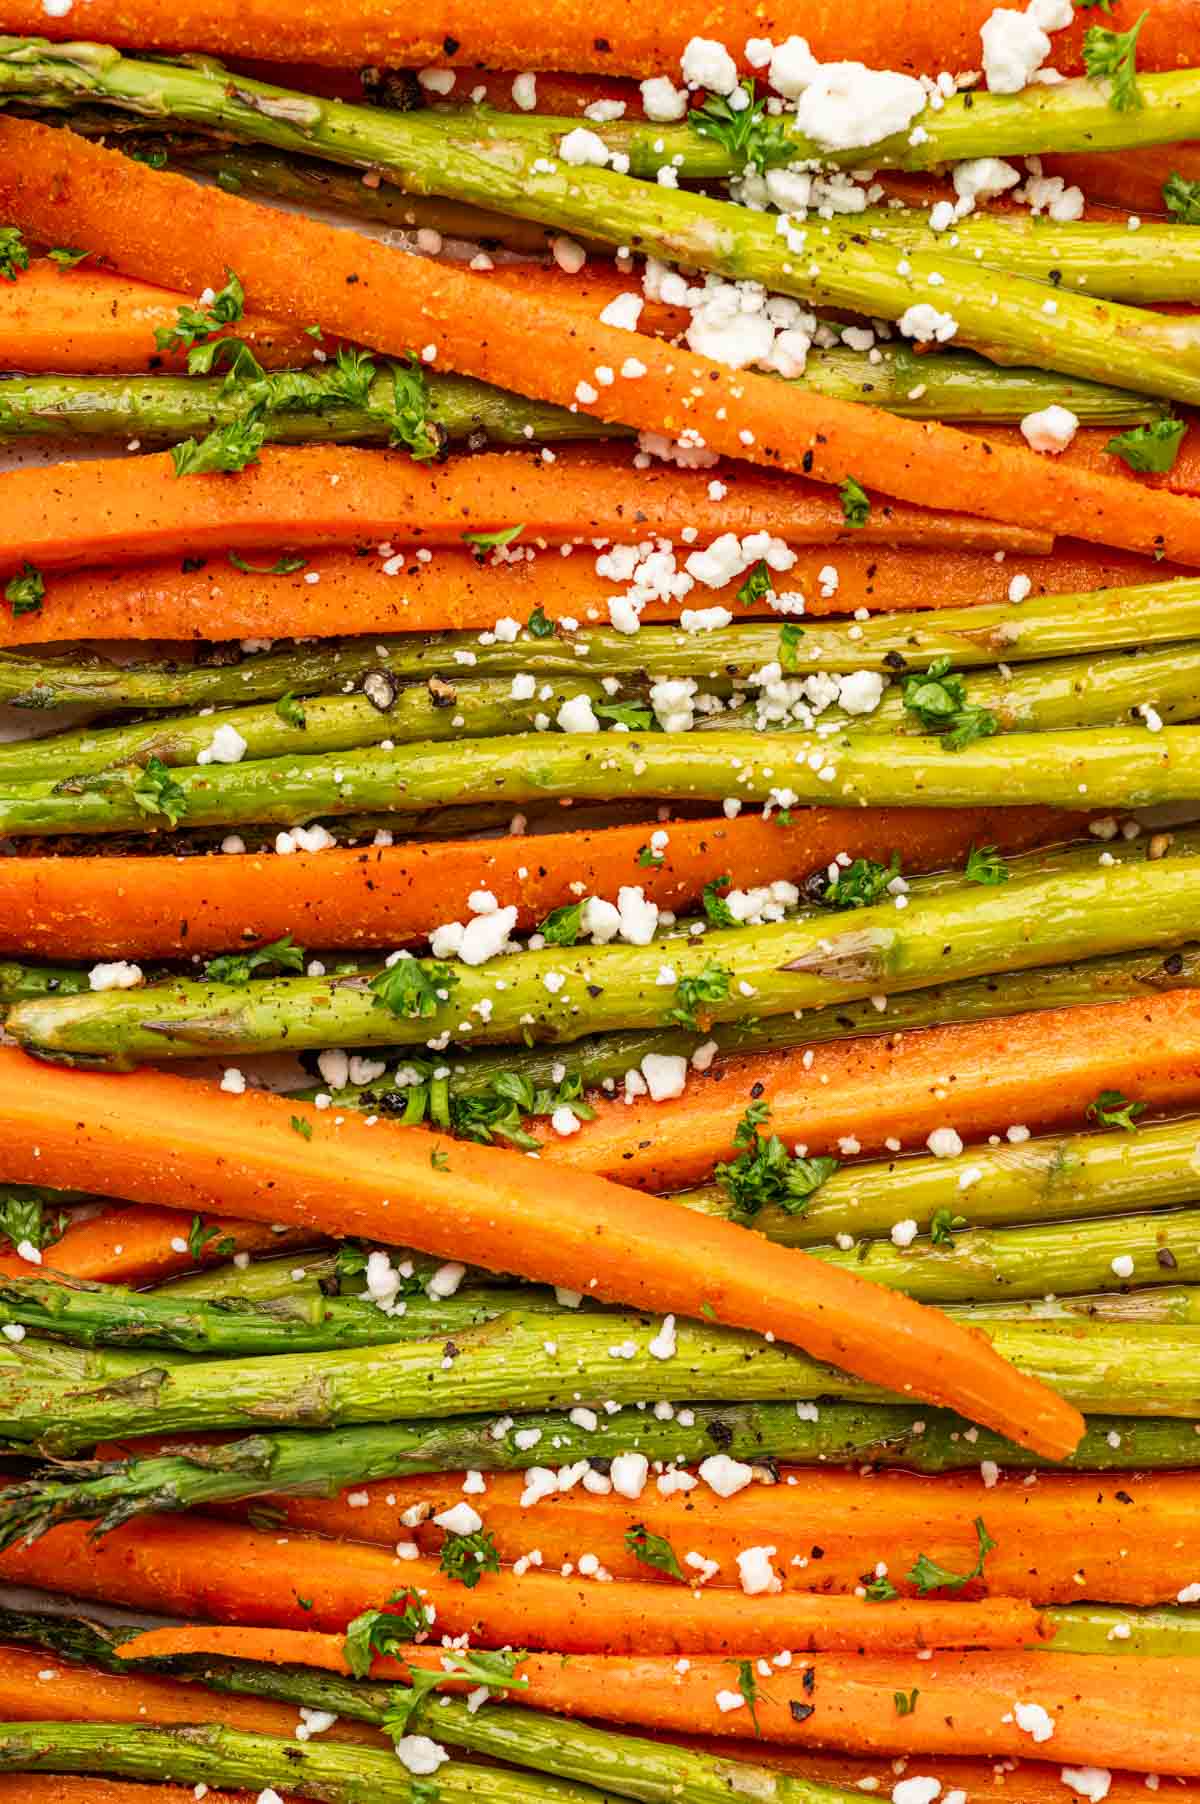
[110,1626,1200,1772]
[0,807,1071,960]
[0,1514,1040,1656]
[548,990,1200,1188]
[2,120,1198,564]
[0,1047,1085,1457]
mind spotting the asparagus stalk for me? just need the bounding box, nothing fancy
[4,1397,1196,1549]
[0,1308,1196,1455]
[958,1287,1200,1324]
[0,676,631,785]
[1043,1605,1200,1657]
[0,1274,569,1355]
[713,643,1200,740]
[0,43,1194,400]
[0,360,1162,439]
[5,578,1199,712]
[0,368,621,448]
[12,857,1200,1063]
[0,1721,631,1804]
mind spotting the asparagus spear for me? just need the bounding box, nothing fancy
[0,1309,1196,1455]
[0,1721,633,1804]
[0,44,1195,401]
[0,676,631,785]
[4,1397,1195,1549]
[958,1287,1200,1324]
[0,360,1162,440]
[12,857,1200,1063]
[0,368,621,448]
[1043,1605,1200,1657]
[6,578,1200,712]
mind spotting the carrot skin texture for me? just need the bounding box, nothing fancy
[0,807,1071,960]
[547,991,1200,1188]
[0,545,1175,648]
[0,1048,1084,1458]
[1,120,1197,566]
[0,1516,1040,1655]
[0,1209,312,1286]
[110,1625,1200,1773]
[246,1463,1200,1606]
[4,0,1199,77]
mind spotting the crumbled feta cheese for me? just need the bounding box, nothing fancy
[1020,405,1079,454]
[557,694,602,733]
[433,1501,483,1535]
[1062,1771,1112,1803]
[641,1052,689,1101]
[698,1453,754,1497]
[427,1261,467,1298]
[641,76,689,120]
[560,128,612,167]
[890,1219,920,1248]
[610,1451,650,1498]
[768,34,819,97]
[737,1545,782,1595]
[892,1782,941,1804]
[795,63,926,151]
[511,71,538,111]
[394,1737,451,1775]
[1013,1701,1056,1743]
[88,961,143,991]
[680,36,740,94]
[981,10,1052,94]
[899,303,958,344]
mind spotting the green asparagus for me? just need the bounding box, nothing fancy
[11,857,1200,1062]
[0,43,1196,400]
[0,1308,1197,1455]
[1043,1605,1200,1656]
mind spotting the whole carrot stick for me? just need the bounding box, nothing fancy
[0,1048,1085,1458]
[548,990,1200,1188]
[112,1626,1200,1772]
[0,442,1050,578]
[0,544,1174,649]
[5,0,1198,78]
[0,807,1070,960]
[2,119,1197,566]
[245,1464,1200,1607]
[0,1515,1041,1655]
[0,1784,269,1803]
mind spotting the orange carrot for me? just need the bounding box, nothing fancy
[0,1048,1084,1459]
[0,1784,269,1804]
[547,990,1200,1189]
[2,120,1197,566]
[7,0,1200,78]
[0,541,1175,647]
[966,423,1200,496]
[243,1465,1200,1608]
[111,1626,1200,1772]
[0,438,1054,579]
[0,1205,311,1287]
[0,1515,1040,1656]
[0,260,327,375]
[0,1642,380,1747]
[0,807,1071,960]
[1041,145,1197,218]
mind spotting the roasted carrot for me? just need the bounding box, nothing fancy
[0,1643,380,1747]
[0,440,1054,579]
[1041,145,1200,218]
[0,1048,1085,1458]
[3,120,1198,565]
[967,423,1200,496]
[0,807,1071,960]
[0,1784,269,1804]
[0,539,1172,646]
[245,1465,1200,1608]
[0,260,327,375]
[7,0,1200,78]
[548,990,1200,1189]
[0,1515,1040,1656]
[0,1206,312,1288]
[112,1627,1200,1772]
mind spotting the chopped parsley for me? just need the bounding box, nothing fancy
[1082,10,1148,110]
[0,1190,69,1257]
[894,1689,919,1716]
[625,1523,685,1581]
[439,1526,501,1588]
[370,958,459,1020]
[929,1207,965,1247]
[735,1658,767,1736]
[594,699,655,731]
[0,227,29,283]
[778,622,804,670]
[171,415,267,477]
[463,524,524,557]
[537,902,583,946]
[637,842,665,869]
[1087,1088,1145,1131]
[909,1517,995,1593]
[965,844,1009,885]
[690,80,794,172]
[155,270,247,356]
[275,692,307,728]
[290,1116,314,1141]
[863,1574,900,1601]
[701,875,737,929]
[344,1589,430,1676]
[430,1148,451,1171]
[228,552,310,575]
[736,559,773,608]
[902,657,997,751]
[186,1215,237,1262]
[47,246,92,270]
[714,1102,838,1223]
[1104,417,1188,473]
[4,561,44,618]
[527,605,555,638]
[839,476,871,529]
[380,1650,526,1737]
[665,959,732,1030]
[131,756,187,827]
[1164,172,1200,223]
[453,1069,594,1152]
[204,934,306,986]
[819,854,899,911]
